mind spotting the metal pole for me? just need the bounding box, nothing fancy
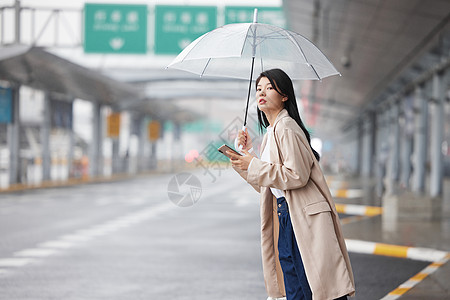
[137,116,147,172]
[362,112,374,177]
[361,117,369,176]
[89,102,102,177]
[111,111,120,174]
[14,0,21,44]
[391,103,400,182]
[1,8,5,45]
[375,109,388,198]
[54,10,59,47]
[412,85,427,193]
[7,85,20,185]
[98,104,104,176]
[430,72,445,197]
[400,96,413,189]
[31,8,35,43]
[150,142,157,170]
[174,122,182,162]
[67,100,75,178]
[356,121,363,176]
[112,136,119,174]
[369,112,376,177]
[41,92,51,181]
[385,103,400,195]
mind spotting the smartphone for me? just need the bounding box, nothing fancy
[218,144,242,158]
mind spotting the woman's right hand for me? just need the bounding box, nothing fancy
[237,128,253,151]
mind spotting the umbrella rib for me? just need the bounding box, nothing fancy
[284,31,308,63]
[200,58,211,77]
[260,28,288,39]
[241,24,256,57]
[241,25,254,57]
[310,65,322,81]
[254,28,290,41]
[284,30,321,80]
[252,28,298,49]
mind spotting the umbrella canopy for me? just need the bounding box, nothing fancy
[167,9,340,128]
[167,21,340,81]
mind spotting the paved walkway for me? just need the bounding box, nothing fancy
[327,176,450,299]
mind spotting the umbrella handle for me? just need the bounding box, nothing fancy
[234,125,247,154]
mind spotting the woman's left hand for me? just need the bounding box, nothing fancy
[227,149,253,171]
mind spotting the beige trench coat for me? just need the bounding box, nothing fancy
[233,109,355,300]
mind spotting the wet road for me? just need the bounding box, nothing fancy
[0,168,428,299]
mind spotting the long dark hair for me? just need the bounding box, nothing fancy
[256,68,320,161]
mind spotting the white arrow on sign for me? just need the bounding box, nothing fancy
[110,37,125,50]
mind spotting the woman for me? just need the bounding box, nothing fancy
[226,69,355,300]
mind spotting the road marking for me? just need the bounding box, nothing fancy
[339,215,369,225]
[380,254,450,299]
[374,243,408,258]
[38,241,77,249]
[95,198,113,206]
[345,239,448,262]
[0,202,175,277]
[364,206,383,216]
[60,234,92,242]
[0,172,145,193]
[407,247,450,262]
[94,197,148,207]
[345,239,376,255]
[0,258,36,267]
[331,189,363,199]
[235,197,256,207]
[127,198,147,205]
[335,203,382,216]
[14,248,60,257]
[325,177,368,199]
[325,176,349,189]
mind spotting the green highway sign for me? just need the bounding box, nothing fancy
[84,3,147,54]
[154,5,217,55]
[225,6,285,28]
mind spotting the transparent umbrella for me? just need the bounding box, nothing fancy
[167,9,340,144]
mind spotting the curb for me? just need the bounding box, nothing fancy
[330,189,363,199]
[339,215,370,225]
[380,253,450,299]
[345,239,449,262]
[325,178,349,190]
[335,204,382,216]
[0,167,194,194]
